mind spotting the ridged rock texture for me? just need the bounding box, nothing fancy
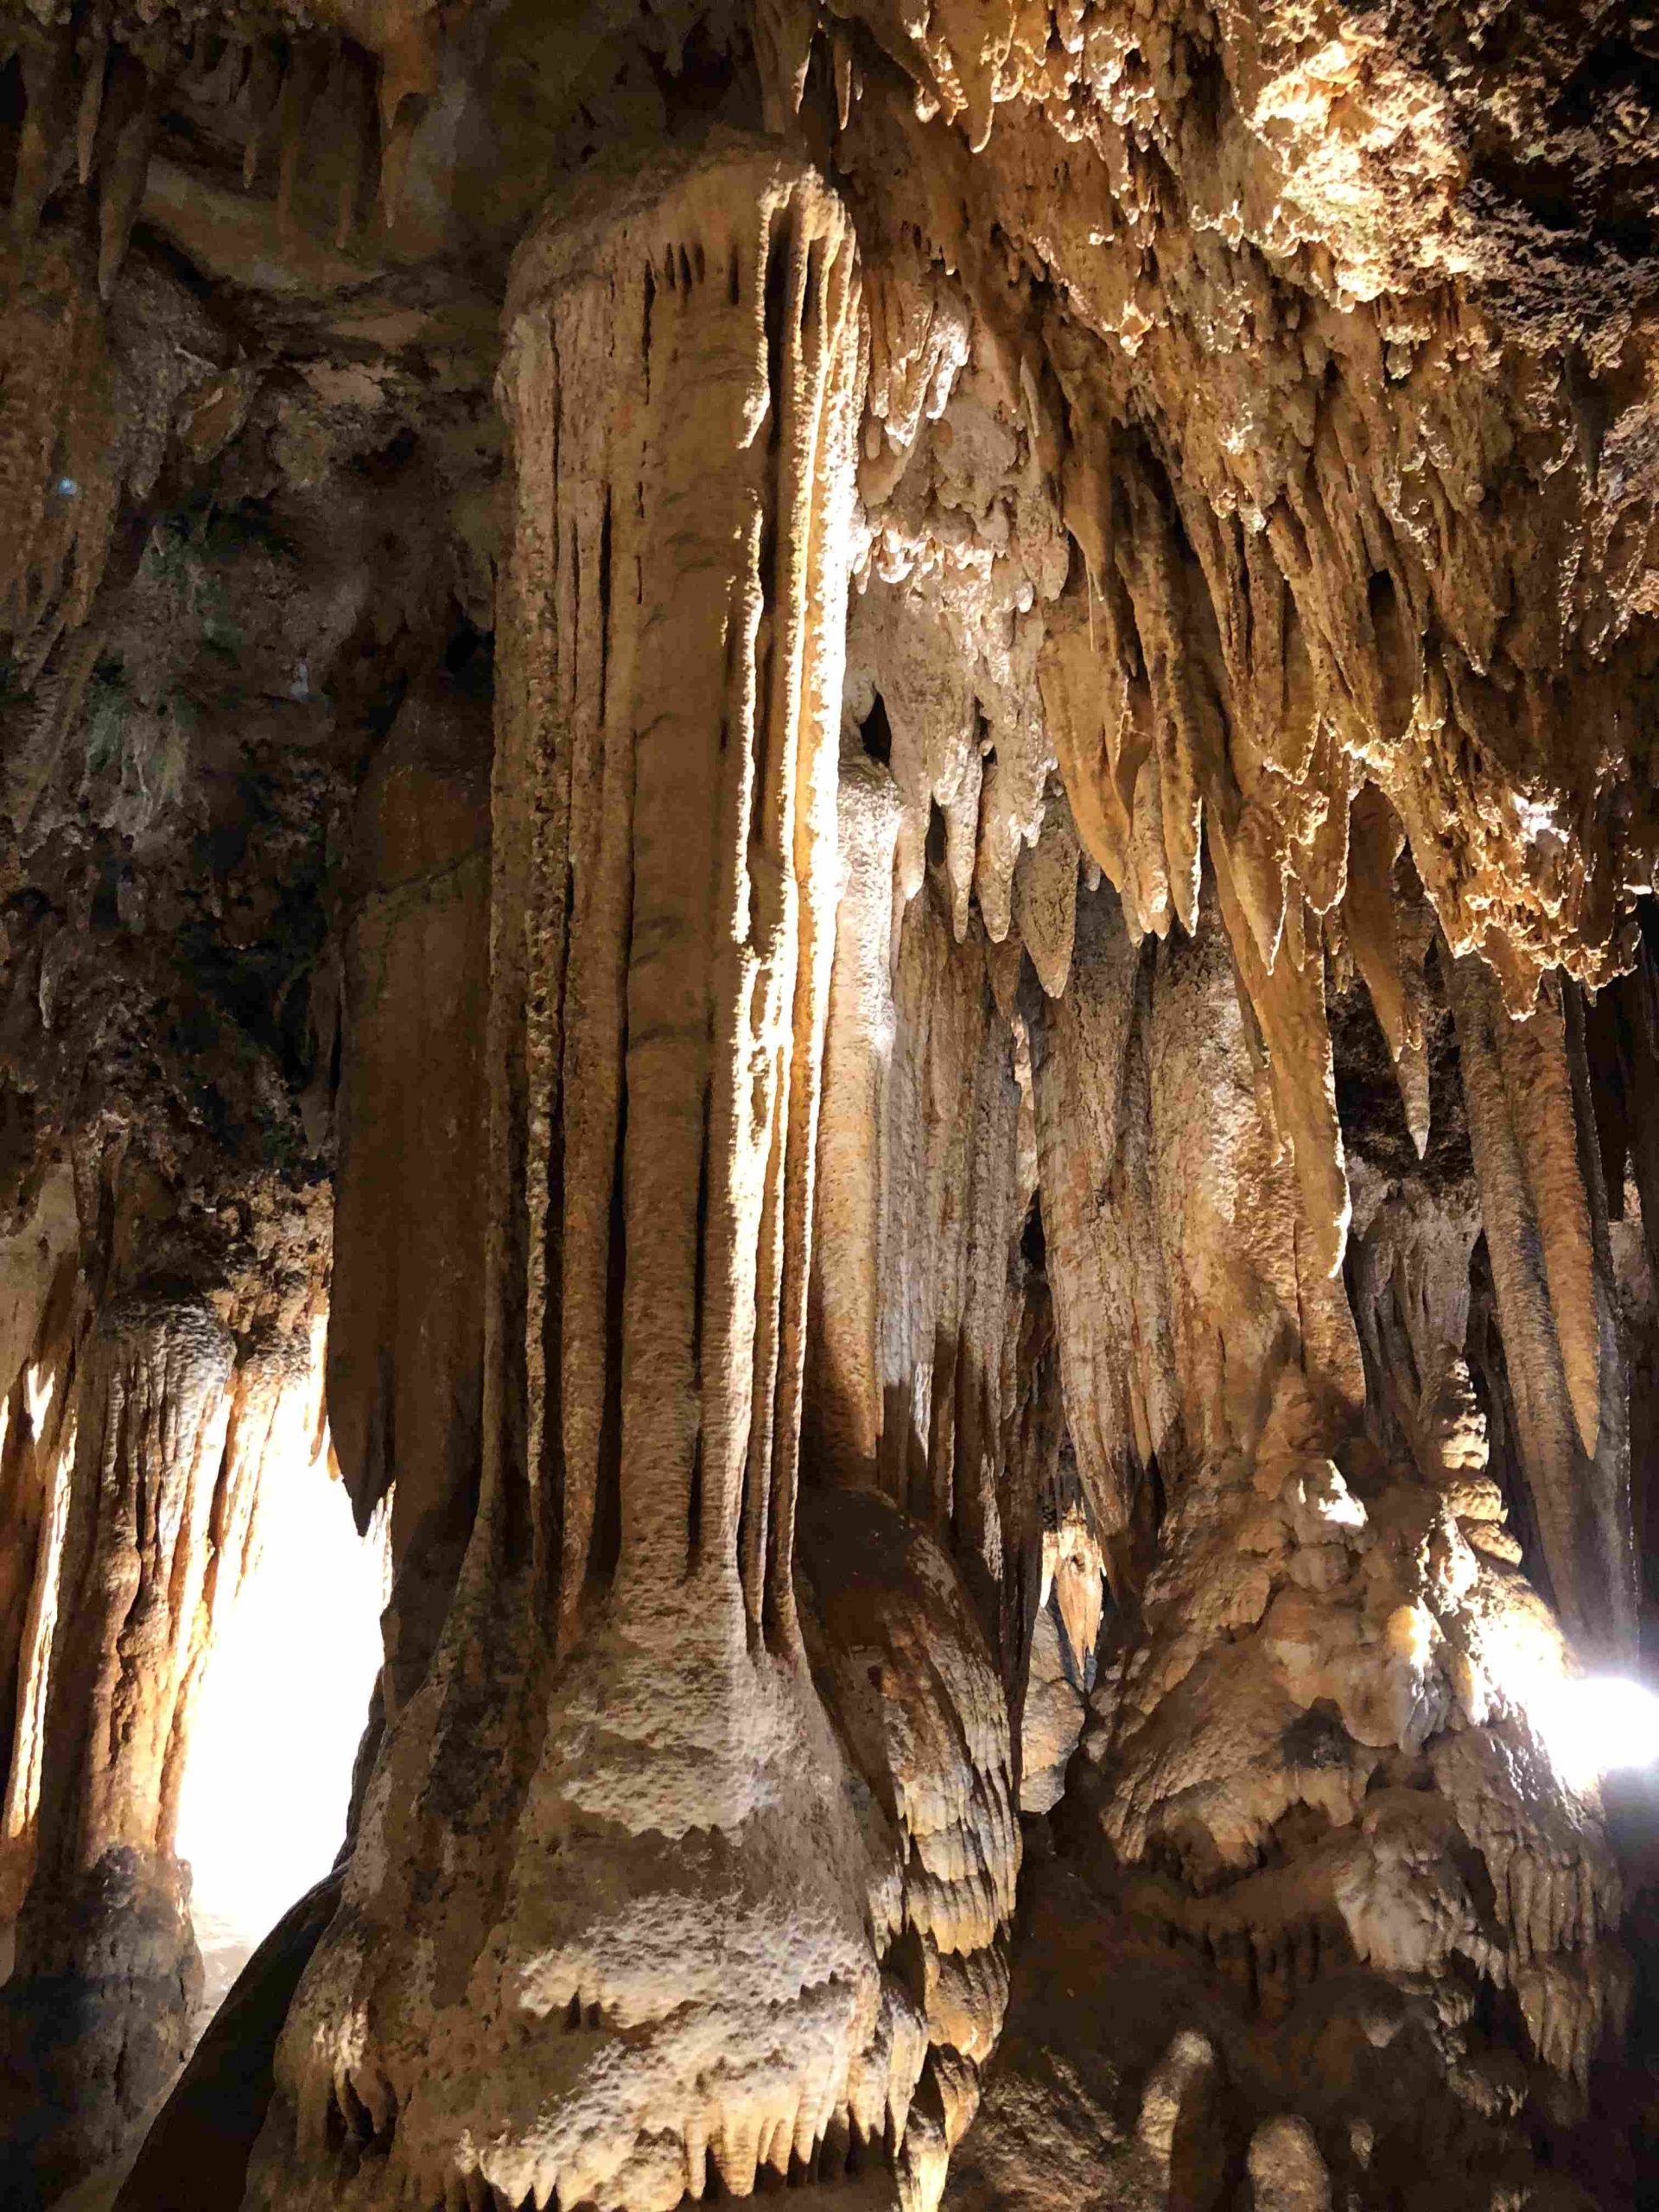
[0,1,1656,2209]
[0,1155,327,2204]
[238,141,1017,2212]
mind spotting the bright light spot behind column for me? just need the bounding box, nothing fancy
[1478,1595,1659,1792]
[1548,1675,1659,1781]
[176,1434,387,1989]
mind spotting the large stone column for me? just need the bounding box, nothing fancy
[0,1147,321,2203]
[0,1159,82,1951]
[490,141,859,1645]
[244,142,1013,2212]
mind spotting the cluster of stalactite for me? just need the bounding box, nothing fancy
[211,125,1654,2212]
[1,2,1658,2209]
[0,0,444,278]
[0,0,484,700]
[948,875,1641,2209]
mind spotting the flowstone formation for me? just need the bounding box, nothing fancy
[0,3,1658,2210]
[240,143,1017,2212]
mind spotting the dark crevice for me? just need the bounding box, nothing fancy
[591,1079,627,1593]
[858,689,893,767]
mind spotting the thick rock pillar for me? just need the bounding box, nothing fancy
[1448,956,1636,1658]
[488,140,861,1645]
[0,1159,82,1952]
[242,143,1010,2212]
[0,1289,235,2202]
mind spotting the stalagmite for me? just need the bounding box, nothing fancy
[1249,2118,1332,2212]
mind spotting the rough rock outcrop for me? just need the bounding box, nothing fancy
[950,893,1633,2212]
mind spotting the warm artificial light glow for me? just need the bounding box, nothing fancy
[175,1436,387,1981]
[23,1361,55,1431]
[1472,1599,1659,1791]
[1548,1675,1659,1779]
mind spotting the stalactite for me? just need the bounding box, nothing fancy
[0,231,118,664]
[273,39,332,236]
[1449,951,1635,1654]
[1011,790,1079,1001]
[863,881,1027,1569]
[10,22,76,248]
[1033,875,1362,1571]
[73,14,108,188]
[809,744,903,1484]
[95,52,162,300]
[326,668,491,1715]
[1342,786,1431,1159]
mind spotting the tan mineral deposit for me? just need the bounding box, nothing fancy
[1,3,1659,2209]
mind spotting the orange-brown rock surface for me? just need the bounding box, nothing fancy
[0,2,1657,2209]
